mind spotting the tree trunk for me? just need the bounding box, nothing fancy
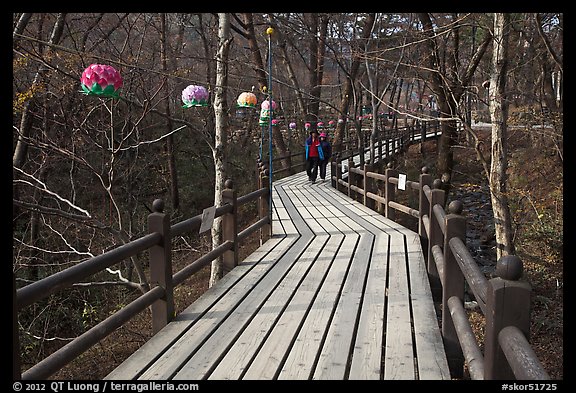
[489,13,515,258]
[305,14,328,127]
[160,13,179,211]
[210,13,233,288]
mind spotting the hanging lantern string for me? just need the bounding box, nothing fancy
[17,31,343,115]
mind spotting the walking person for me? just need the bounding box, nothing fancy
[318,132,332,182]
[305,130,324,183]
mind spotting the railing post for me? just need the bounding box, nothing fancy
[148,198,174,334]
[286,148,293,175]
[418,166,432,240]
[260,168,271,244]
[363,163,374,210]
[347,157,354,198]
[221,179,238,275]
[378,129,383,160]
[427,179,445,299]
[13,272,21,380]
[422,121,427,142]
[442,200,466,378]
[332,153,341,190]
[385,163,397,220]
[484,255,532,379]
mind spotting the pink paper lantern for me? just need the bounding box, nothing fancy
[182,85,209,108]
[237,92,257,108]
[80,64,123,98]
[260,99,277,121]
[305,122,311,130]
[261,99,277,110]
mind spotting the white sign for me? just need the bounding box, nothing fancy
[199,206,216,234]
[398,173,407,191]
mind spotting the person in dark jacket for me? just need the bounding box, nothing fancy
[305,130,323,183]
[318,133,332,182]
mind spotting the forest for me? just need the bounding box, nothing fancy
[13,13,562,379]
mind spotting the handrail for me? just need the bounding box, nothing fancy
[16,233,162,310]
[21,285,165,380]
[499,326,551,380]
[448,295,484,380]
[449,237,488,311]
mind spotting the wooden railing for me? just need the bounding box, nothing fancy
[13,171,272,380]
[330,161,551,380]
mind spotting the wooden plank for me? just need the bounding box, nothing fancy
[405,232,450,380]
[240,233,344,380]
[208,173,338,379]
[309,182,389,379]
[383,232,416,380]
[313,231,374,380]
[348,233,389,379]
[277,233,359,379]
[175,233,330,380]
[238,182,350,379]
[322,186,449,379]
[322,187,419,379]
[276,187,361,379]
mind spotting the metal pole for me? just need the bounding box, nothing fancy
[260,124,264,161]
[267,27,274,230]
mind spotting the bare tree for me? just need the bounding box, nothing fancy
[332,13,376,151]
[209,13,233,287]
[488,13,515,258]
[416,13,491,185]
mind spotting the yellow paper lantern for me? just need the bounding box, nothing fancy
[237,92,258,108]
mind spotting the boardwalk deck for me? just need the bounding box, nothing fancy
[106,165,450,381]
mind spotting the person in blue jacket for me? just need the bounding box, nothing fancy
[318,132,332,182]
[305,130,324,183]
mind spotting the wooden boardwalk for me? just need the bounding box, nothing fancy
[106,166,450,380]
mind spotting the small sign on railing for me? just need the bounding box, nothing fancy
[398,173,407,190]
[199,206,216,233]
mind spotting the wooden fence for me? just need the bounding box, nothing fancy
[13,171,273,380]
[330,160,551,380]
